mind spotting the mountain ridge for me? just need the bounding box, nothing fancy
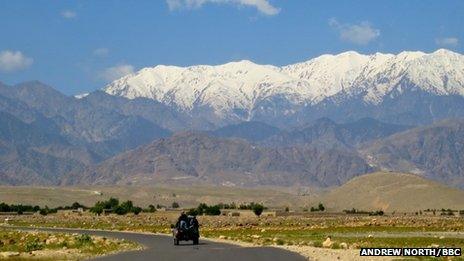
[103,49,464,127]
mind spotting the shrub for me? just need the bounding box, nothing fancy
[107,198,119,209]
[120,200,134,213]
[204,205,221,215]
[187,208,199,216]
[146,205,156,212]
[90,205,103,215]
[132,207,142,215]
[318,203,325,211]
[114,205,128,215]
[252,204,264,217]
[25,240,43,252]
[369,210,384,216]
[77,234,93,245]
[172,202,180,208]
[194,203,221,216]
[71,202,85,210]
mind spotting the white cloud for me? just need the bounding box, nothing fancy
[61,10,77,19]
[166,0,280,16]
[100,64,135,82]
[435,37,459,47]
[0,50,33,73]
[93,48,110,57]
[329,18,380,45]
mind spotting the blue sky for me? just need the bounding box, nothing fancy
[0,0,463,95]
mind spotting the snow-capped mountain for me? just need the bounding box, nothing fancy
[104,49,464,127]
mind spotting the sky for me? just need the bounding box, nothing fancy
[0,0,463,95]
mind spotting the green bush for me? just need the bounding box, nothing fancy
[90,205,103,215]
[252,204,264,217]
[114,205,128,215]
[204,205,221,215]
[77,234,93,245]
[187,208,199,216]
[132,207,142,215]
[25,240,43,251]
[144,204,156,212]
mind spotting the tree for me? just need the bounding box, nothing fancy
[90,205,103,215]
[132,207,142,215]
[204,205,221,215]
[71,202,84,210]
[120,200,134,213]
[318,203,325,211]
[107,198,119,209]
[187,208,199,216]
[172,202,180,208]
[252,204,264,217]
[114,205,127,215]
[147,205,156,213]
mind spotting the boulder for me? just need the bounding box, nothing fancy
[322,237,333,248]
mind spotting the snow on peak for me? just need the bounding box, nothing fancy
[74,93,89,99]
[104,49,464,118]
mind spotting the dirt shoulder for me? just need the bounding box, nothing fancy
[204,236,395,261]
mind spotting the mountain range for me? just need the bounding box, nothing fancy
[104,49,464,127]
[1,49,464,188]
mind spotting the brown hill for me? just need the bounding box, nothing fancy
[322,172,464,212]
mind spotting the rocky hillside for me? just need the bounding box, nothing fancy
[77,132,374,187]
[0,82,172,185]
[264,117,411,148]
[361,119,464,188]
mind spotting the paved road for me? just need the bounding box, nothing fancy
[14,227,306,261]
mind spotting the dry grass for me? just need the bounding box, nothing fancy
[0,227,140,260]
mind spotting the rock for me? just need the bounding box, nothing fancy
[322,237,333,248]
[46,236,58,245]
[0,252,20,258]
[340,242,348,249]
[367,234,374,238]
[219,235,227,239]
[430,244,440,248]
[251,235,261,239]
[260,229,266,233]
[439,236,445,239]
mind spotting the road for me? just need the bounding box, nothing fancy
[14,227,306,261]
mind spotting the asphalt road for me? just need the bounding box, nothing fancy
[14,227,306,261]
